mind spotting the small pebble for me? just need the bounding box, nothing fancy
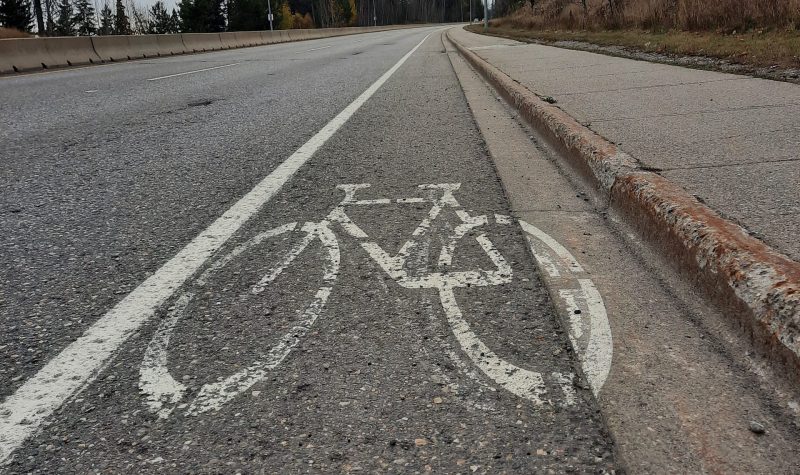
[749,421,765,434]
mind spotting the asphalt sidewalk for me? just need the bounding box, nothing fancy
[449,26,799,262]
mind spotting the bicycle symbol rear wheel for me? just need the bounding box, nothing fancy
[139,222,340,418]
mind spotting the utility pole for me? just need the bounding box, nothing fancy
[372,0,376,25]
[469,0,471,23]
[267,0,274,30]
[483,0,488,30]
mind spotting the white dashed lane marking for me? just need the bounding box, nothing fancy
[146,63,240,81]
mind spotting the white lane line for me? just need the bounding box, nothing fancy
[146,63,240,81]
[303,45,333,52]
[0,31,433,466]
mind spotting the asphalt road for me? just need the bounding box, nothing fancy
[0,27,614,472]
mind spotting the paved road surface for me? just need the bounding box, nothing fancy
[0,27,614,472]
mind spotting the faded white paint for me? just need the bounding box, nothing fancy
[520,221,584,274]
[579,278,612,394]
[551,371,577,406]
[439,287,545,404]
[146,63,241,81]
[303,45,333,52]
[520,220,612,397]
[494,214,513,225]
[559,289,584,345]
[139,222,340,417]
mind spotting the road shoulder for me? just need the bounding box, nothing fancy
[444,28,800,473]
[446,24,800,393]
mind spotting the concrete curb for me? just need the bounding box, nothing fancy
[446,28,800,382]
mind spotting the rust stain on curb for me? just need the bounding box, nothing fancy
[446,29,800,381]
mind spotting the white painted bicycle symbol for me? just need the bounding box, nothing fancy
[139,183,611,418]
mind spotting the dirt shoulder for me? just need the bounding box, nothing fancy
[465,25,800,84]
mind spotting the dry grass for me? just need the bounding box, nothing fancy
[493,0,800,32]
[479,0,800,68]
[469,24,800,68]
[0,27,32,39]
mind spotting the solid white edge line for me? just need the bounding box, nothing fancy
[146,63,241,81]
[0,30,434,466]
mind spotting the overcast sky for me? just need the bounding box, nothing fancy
[95,0,180,14]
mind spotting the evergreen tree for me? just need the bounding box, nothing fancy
[53,0,74,34]
[97,1,112,34]
[178,0,224,32]
[207,0,224,31]
[71,0,94,34]
[0,0,34,32]
[176,0,195,31]
[148,0,170,32]
[227,0,268,31]
[168,7,179,32]
[113,0,129,33]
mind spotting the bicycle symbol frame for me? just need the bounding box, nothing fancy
[140,183,596,418]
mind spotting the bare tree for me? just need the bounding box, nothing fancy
[127,0,149,33]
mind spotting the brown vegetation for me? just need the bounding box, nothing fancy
[480,1,800,69]
[492,0,800,33]
[471,25,800,68]
[0,27,32,39]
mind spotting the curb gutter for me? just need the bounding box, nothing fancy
[446,28,800,383]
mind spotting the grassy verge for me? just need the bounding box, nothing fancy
[466,24,800,69]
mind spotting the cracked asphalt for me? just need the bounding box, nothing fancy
[0,27,615,473]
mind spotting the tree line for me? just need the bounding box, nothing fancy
[1,0,485,36]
